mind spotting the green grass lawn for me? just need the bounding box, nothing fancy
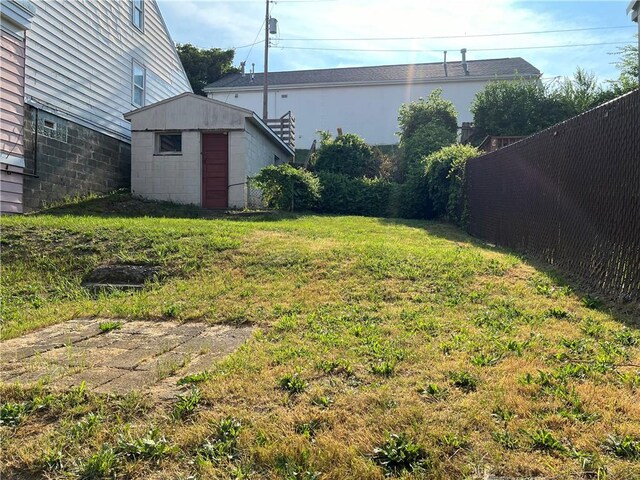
[1,195,639,479]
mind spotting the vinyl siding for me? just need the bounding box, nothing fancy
[1,28,26,159]
[1,165,24,214]
[24,0,191,143]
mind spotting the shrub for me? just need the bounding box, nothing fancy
[401,120,456,172]
[252,164,321,211]
[316,172,393,217]
[313,132,381,178]
[423,144,481,225]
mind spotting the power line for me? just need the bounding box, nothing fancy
[275,40,632,54]
[279,25,636,42]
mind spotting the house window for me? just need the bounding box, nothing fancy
[156,133,182,154]
[132,61,145,107]
[132,0,144,31]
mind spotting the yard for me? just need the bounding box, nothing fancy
[1,194,639,479]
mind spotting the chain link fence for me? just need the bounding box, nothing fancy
[466,89,640,302]
[246,176,265,209]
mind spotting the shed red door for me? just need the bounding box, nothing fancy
[202,133,228,209]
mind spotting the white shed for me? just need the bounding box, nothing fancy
[124,93,294,209]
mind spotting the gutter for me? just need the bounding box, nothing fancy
[249,113,295,157]
[204,73,541,94]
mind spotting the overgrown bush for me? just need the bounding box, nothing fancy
[316,172,394,217]
[252,164,321,211]
[401,120,456,171]
[423,144,481,225]
[398,89,458,140]
[313,132,381,178]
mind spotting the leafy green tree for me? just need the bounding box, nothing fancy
[555,68,611,116]
[176,44,238,96]
[397,89,458,140]
[312,132,381,178]
[470,78,568,140]
[607,38,639,95]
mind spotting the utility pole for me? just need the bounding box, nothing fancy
[262,0,269,120]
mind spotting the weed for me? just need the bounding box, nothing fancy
[613,328,638,347]
[38,446,65,472]
[316,359,352,376]
[177,370,212,385]
[69,412,101,440]
[581,317,605,338]
[98,321,122,333]
[278,373,307,394]
[117,428,175,461]
[603,434,640,460]
[438,433,468,451]
[471,352,502,367]
[310,395,333,409]
[492,406,515,423]
[570,449,607,479]
[618,370,640,389]
[449,371,479,392]
[172,388,201,419]
[372,433,429,474]
[581,295,602,309]
[198,417,242,463]
[370,360,395,377]
[545,307,569,319]
[504,339,528,356]
[79,446,119,479]
[295,419,323,440]
[0,402,28,427]
[492,430,518,449]
[528,429,565,453]
[418,383,447,401]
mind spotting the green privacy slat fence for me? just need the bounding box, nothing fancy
[466,89,640,302]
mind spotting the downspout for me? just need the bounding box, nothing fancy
[33,107,38,176]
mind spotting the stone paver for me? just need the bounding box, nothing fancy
[1,318,253,398]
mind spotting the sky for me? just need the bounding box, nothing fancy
[157,0,638,84]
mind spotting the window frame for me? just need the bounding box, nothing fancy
[132,0,144,31]
[131,60,146,107]
[155,132,183,155]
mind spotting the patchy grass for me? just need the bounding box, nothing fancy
[1,194,639,479]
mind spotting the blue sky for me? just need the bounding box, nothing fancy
[157,0,637,84]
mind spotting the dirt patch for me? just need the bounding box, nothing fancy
[0,318,253,399]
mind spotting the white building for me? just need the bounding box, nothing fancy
[204,57,540,149]
[0,0,192,212]
[125,94,294,209]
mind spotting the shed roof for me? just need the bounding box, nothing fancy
[124,93,294,156]
[204,57,540,91]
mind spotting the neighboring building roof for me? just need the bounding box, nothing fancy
[124,93,294,157]
[204,57,540,91]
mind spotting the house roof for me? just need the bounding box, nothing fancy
[204,57,540,91]
[124,93,294,157]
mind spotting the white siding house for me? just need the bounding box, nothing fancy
[204,57,540,148]
[125,93,294,209]
[2,0,192,211]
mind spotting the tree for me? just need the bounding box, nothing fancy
[554,68,611,116]
[397,89,458,142]
[607,38,639,95]
[176,44,238,96]
[470,78,568,140]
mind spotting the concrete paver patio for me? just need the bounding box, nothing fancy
[0,318,253,398]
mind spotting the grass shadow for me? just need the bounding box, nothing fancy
[377,216,640,328]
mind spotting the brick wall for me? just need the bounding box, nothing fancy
[23,105,131,211]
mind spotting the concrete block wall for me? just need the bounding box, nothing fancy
[22,105,130,211]
[131,131,201,205]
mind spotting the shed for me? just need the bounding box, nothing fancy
[124,93,294,209]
